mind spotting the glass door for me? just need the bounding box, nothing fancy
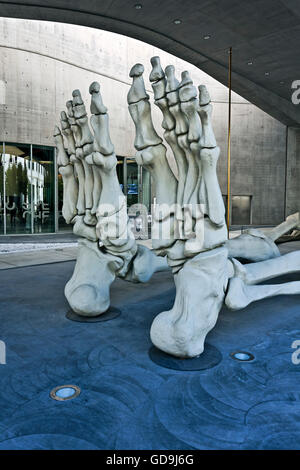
[3,143,31,234]
[32,145,55,233]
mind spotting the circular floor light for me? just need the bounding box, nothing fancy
[50,385,81,401]
[230,351,255,362]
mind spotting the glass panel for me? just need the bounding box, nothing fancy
[2,143,31,234]
[126,158,138,207]
[0,149,4,234]
[116,156,124,193]
[232,195,252,225]
[58,170,72,232]
[141,167,151,212]
[32,145,55,233]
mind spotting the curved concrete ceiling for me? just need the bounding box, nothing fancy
[0,0,300,126]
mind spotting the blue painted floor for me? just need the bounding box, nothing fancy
[0,261,299,450]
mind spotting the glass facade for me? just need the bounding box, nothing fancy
[0,144,152,236]
[116,156,151,210]
[0,142,56,235]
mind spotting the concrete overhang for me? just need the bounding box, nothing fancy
[0,0,299,126]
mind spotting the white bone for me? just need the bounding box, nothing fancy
[150,246,229,358]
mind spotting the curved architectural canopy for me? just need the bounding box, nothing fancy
[0,0,299,127]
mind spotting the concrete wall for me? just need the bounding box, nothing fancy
[286,127,300,216]
[0,17,290,225]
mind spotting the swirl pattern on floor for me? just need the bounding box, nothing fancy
[0,262,299,449]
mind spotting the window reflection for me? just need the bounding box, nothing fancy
[0,153,4,234]
[32,145,55,233]
[2,143,31,234]
[0,145,153,235]
[126,158,138,207]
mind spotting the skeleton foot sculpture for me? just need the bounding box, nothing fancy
[128,58,228,357]
[54,87,135,315]
[128,57,300,358]
[55,84,166,316]
[56,60,299,355]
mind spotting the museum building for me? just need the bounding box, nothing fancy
[0,17,297,236]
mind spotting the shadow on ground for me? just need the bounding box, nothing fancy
[0,261,299,450]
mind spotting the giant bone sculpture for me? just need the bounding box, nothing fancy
[55,56,300,359]
[54,83,167,316]
[127,57,300,358]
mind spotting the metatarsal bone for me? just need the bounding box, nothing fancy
[70,155,85,215]
[90,114,114,155]
[200,147,225,227]
[178,134,198,206]
[180,97,202,143]
[67,97,96,222]
[91,165,102,216]
[54,125,69,166]
[129,99,162,150]
[198,86,216,148]
[164,130,186,207]
[54,127,78,224]
[135,144,177,209]
[82,158,94,210]
[60,111,76,156]
[231,250,300,285]
[266,212,300,241]
[225,276,300,311]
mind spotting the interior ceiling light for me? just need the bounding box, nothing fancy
[134,3,142,9]
[173,19,182,25]
[203,35,211,40]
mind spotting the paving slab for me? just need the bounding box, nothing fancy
[0,260,299,449]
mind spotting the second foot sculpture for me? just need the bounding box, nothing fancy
[127,57,300,358]
[128,58,229,357]
[54,83,168,316]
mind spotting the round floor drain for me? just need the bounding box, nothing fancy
[230,351,255,362]
[50,385,81,401]
[66,307,121,323]
[149,344,222,371]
